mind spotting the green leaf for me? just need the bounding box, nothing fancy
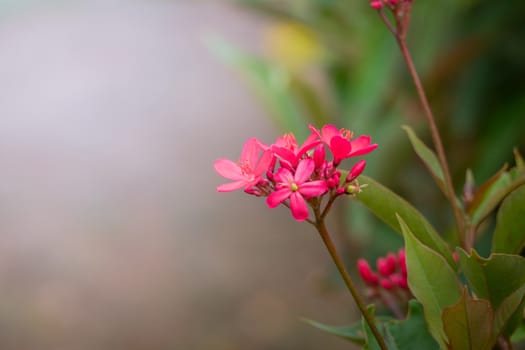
[457,249,525,337]
[398,215,462,349]
[361,305,385,350]
[492,184,525,254]
[361,301,440,350]
[468,163,525,229]
[402,125,446,195]
[442,288,494,350]
[511,319,525,342]
[302,318,365,345]
[386,300,440,350]
[467,164,511,226]
[355,175,455,268]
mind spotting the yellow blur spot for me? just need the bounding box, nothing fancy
[264,22,323,70]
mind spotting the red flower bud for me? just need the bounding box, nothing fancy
[380,278,394,290]
[358,259,379,286]
[346,160,366,182]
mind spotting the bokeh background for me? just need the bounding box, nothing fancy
[0,0,523,349]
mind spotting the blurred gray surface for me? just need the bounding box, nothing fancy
[0,1,355,349]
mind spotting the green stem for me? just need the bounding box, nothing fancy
[315,219,388,350]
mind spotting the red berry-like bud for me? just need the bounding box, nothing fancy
[398,249,407,276]
[377,255,396,277]
[389,274,404,288]
[370,0,383,9]
[380,278,394,290]
[346,160,366,182]
[358,259,379,286]
[386,253,397,271]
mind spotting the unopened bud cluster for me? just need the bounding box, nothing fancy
[370,0,413,10]
[357,249,412,318]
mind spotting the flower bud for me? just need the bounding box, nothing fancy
[345,184,359,194]
[380,278,394,290]
[377,257,396,277]
[244,187,262,196]
[398,249,407,276]
[358,259,379,286]
[346,160,366,182]
[389,274,408,289]
[370,0,383,9]
[313,145,325,169]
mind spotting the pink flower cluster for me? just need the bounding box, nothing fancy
[357,249,408,290]
[214,125,378,222]
[370,0,413,10]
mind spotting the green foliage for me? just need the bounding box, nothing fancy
[398,215,461,348]
[442,288,493,350]
[402,126,446,195]
[492,184,525,254]
[362,301,439,350]
[355,176,455,268]
[457,249,525,339]
[223,0,525,347]
[302,318,365,345]
[467,163,525,230]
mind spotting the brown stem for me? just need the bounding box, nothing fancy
[315,218,388,350]
[395,37,466,247]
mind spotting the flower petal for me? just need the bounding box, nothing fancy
[296,131,321,159]
[254,149,274,175]
[348,143,378,157]
[217,180,246,192]
[320,124,340,145]
[272,146,297,166]
[214,159,244,180]
[267,188,291,208]
[330,136,352,159]
[350,135,371,149]
[241,138,261,167]
[299,180,328,198]
[274,167,294,184]
[289,192,309,221]
[294,158,315,184]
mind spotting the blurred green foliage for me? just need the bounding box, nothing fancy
[222,0,525,258]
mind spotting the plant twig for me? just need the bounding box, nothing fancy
[314,218,388,350]
[395,35,466,248]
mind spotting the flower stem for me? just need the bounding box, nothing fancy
[315,219,388,350]
[395,37,466,247]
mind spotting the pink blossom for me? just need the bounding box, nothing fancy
[272,132,320,168]
[214,138,273,192]
[310,124,378,163]
[266,159,327,221]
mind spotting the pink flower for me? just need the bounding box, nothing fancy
[214,138,273,192]
[272,132,320,168]
[310,124,378,163]
[266,159,327,221]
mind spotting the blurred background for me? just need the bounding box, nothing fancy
[0,0,523,349]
